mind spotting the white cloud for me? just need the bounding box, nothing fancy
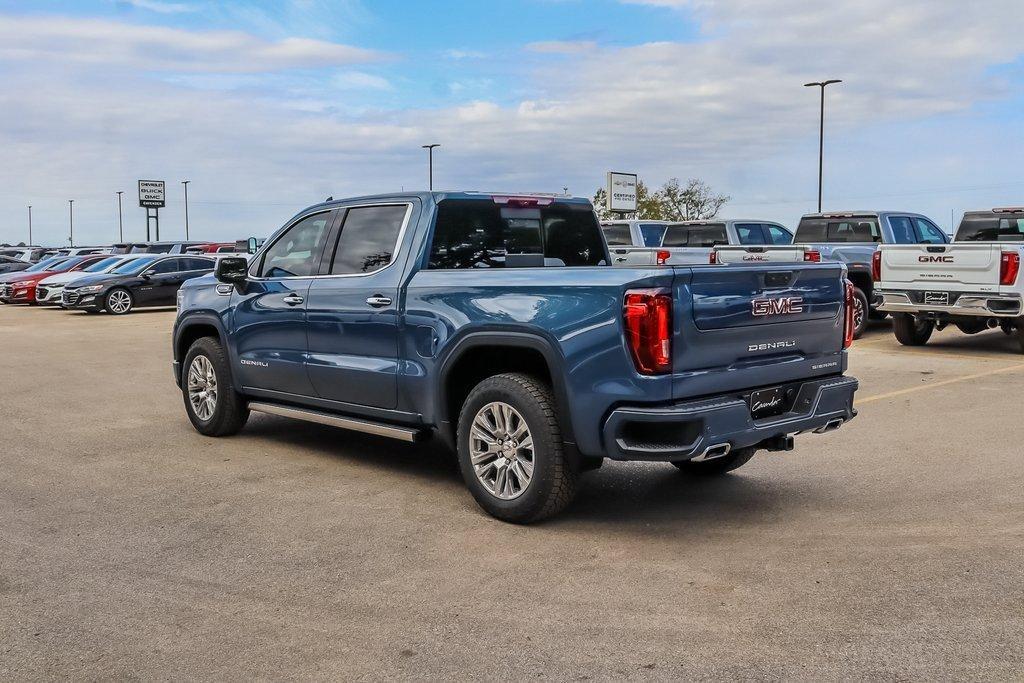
[120,0,198,14]
[525,41,597,55]
[3,2,1024,245]
[0,15,384,73]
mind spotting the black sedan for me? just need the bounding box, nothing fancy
[0,255,31,275]
[62,255,216,314]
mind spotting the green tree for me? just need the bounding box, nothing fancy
[592,177,729,221]
[658,178,731,221]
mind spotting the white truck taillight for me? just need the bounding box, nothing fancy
[623,289,672,375]
[656,250,671,265]
[871,250,881,282]
[804,250,821,262]
[843,280,856,349]
[1000,251,1020,286]
[709,251,718,264]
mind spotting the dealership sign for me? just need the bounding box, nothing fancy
[138,180,166,208]
[606,171,638,213]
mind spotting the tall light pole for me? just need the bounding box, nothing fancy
[181,180,190,239]
[421,144,440,190]
[116,191,124,242]
[804,79,842,213]
[68,199,74,246]
[27,205,32,245]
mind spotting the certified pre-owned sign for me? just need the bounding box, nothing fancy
[606,171,638,213]
[138,180,166,208]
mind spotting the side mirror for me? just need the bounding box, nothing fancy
[216,257,249,284]
[247,237,258,254]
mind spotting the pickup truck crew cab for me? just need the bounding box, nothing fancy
[603,219,793,266]
[874,207,1024,351]
[174,192,859,522]
[793,211,949,338]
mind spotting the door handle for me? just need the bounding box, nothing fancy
[282,294,304,306]
[366,295,392,308]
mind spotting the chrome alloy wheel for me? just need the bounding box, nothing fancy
[853,295,865,331]
[187,355,218,421]
[107,289,132,314]
[469,401,535,500]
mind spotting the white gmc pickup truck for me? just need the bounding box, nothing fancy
[602,219,797,266]
[874,207,1024,351]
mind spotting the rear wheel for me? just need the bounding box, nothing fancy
[456,373,577,523]
[673,447,756,476]
[182,337,249,436]
[892,313,934,346]
[105,287,133,315]
[1015,321,1024,354]
[851,287,869,338]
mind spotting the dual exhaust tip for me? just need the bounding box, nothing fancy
[690,419,844,462]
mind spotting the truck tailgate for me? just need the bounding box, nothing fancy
[671,263,847,400]
[609,247,708,267]
[879,244,1001,288]
[712,245,811,264]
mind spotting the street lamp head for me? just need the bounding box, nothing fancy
[805,79,842,87]
[421,143,440,150]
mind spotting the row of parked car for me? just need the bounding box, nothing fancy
[600,208,1024,351]
[0,240,257,314]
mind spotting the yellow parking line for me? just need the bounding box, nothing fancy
[858,363,1024,405]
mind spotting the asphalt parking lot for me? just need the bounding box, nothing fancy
[1,305,1021,680]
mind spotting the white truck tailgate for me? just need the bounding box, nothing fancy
[879,244,1002,288]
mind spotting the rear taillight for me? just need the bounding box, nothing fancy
[656,250,671,265]
[1000,251,1020,286]
[624,289,672,375]
[871,250,882,282]
[709,251,719,264]
[804,250,821,262]
[843,280,855,348]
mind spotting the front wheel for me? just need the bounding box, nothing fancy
[673,447,755,476]
[105,287,134,315]
[182,337,249,436]
[456,373,578,523]
[892,313,934,346]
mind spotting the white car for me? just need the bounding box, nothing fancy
[874,207,1023,351]
[35,254,148,305]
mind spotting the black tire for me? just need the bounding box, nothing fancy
[673,447,755,475]
[892,313,934,346]
[456,373,578,523]
[851,287,870,339]
[104,287,134,315]
[181,336,249,437]
[1015,323,1024,354]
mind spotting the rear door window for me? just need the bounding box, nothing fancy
[182,258,214,271]
[428,199,606,269]
[735,223,767,245]
[662,224,728,247]
[328,205,408,275]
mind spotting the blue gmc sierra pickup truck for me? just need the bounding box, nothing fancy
[173,192,859,522]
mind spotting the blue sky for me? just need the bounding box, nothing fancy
[1,0,1023,245]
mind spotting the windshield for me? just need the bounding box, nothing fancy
[956,213,1024,241]
[794,217,882,243]
[113,256,158,274]
[84,257,123,272]
[27,257,69,272]
[661,223,728,247]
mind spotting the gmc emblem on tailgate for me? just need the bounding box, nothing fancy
[919,255,954,263]
[751,296,804,317]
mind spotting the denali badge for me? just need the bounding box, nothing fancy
[240,359,269,367]
[751,296,804,317]
[919,255,954,263]
[748,340,796,352]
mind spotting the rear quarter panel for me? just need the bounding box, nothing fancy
[402,267,677,455]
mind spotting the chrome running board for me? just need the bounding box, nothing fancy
[247,402,423,442]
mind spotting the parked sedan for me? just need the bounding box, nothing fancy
[62,255,217,314]
[0,256,85,304]
[0,255,31,275]
[35,254,148,305]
